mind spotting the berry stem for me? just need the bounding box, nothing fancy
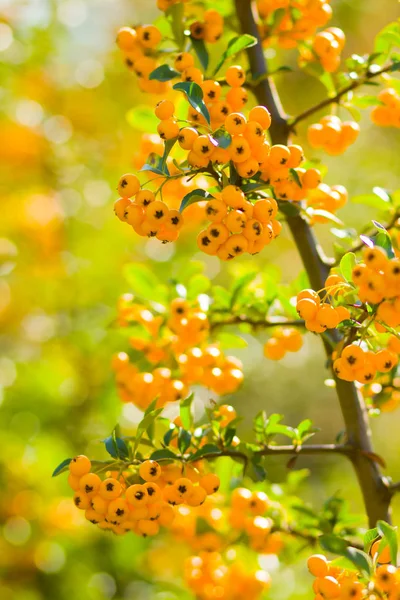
[235,0,392,527]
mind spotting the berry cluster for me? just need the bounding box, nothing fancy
[257,0,333,50]
[361,373,400,413]
[309,27,345,73]
[116,25,168,95]
[308,116,360,155]
[115,96,324,257]
[188,9,224,44]
[197,187,282,259]
[306,182,348,224]
[307,539,398,600]
[352,247,400,312]
[68,455,220,538]
[112,294,243,408]
[371,88,400,128]
[228,487,283,553]
[114,173,184,242]
[333,342,398,384]
[185,552,271,600]
[263,327,303,360]
[296,278,350,333]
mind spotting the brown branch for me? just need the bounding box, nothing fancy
[333,210,400,266]
[257,444,353,457]
[235,0,392,527]
[290,63,396,128]
[210,317,305,330]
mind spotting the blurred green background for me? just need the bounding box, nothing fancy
[0,0,399,599]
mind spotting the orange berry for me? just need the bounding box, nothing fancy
[249,105,271,130]
[137,25,162,49]
[139,460,161,482]
[117,173,140,197]
[155,99,175,120]
[69,455,91,477]
[307,555,329,577]
[116,27,137,51]
[225,65,246,87]
[199,473,220,494]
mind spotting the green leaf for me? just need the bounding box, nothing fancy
[187,444,221,462]
[319,534,351,555]
[179,189,214,212]
[364,527,379,552]
[217,331,248,349]
[150,448,177,461]
[213,128,232,149]
[374,227,395,258]
[179,393,194,430]
[289,168,302,188]
[345,548,372,576]
[191,38,209,71]
[211,286,232,309]
[166,2,185,49]
[351,96,382,108]
[389,61,400,72]
[141,152,169,177]
[52,458,72,477]
[149,64,180,81]
[375,22,400,56]
[104,429,129,460]
[265,424,297,440]
[126,105,158,132]
[187,274,211,299]
[161,137,177,170]
[123,263,168,303]
[133,409,163,454]
[352,193,391,212]
[178,428,192,454]
[377,520,398,564]
[213,34,258,76]
[230,271,257,307]
[340,252,357,282]
[173,81,210,124]
[250,457,267,481]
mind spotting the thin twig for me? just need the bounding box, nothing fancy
[333,211,400,265]
[290,63,396,128]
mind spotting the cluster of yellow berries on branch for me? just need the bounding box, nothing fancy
[307,538,399,600]
[67,455,220,538]
[263,327,303,360]
[295,246,400,385]
[116,7,223,93]
[333,342,398,385]
[352,246,400,310]
[296,276,351,333]
[112,294,243,409]
[300,27,346,73]
[115,80,325,257]
[257,0,333,50]
[308,116,360,155]
[306,182,348,224]
[114,173,184,242]
[185,552,271,600]
[371,88,400,128]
